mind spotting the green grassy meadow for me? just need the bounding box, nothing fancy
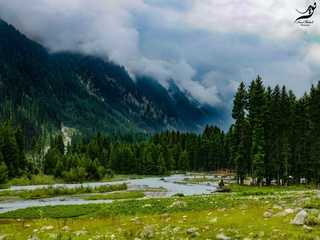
[0,185,320,239]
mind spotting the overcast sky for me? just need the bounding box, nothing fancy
[1,0,320,111]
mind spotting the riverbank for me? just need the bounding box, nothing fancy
[0,174,157,189]
[0,185,319,239]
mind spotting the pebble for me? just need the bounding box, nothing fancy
[41,225,54,231]
[263,211,272,218]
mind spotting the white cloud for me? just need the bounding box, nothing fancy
[183,0,315,39]
[305,43,320,65]
[0,0,318,107]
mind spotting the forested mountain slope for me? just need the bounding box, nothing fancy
[0,19,226,138]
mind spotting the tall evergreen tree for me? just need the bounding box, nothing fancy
[0,152,8,184]
[232,82,250,184]
[248,76,266,184]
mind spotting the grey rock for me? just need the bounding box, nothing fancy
[291,210,308,225]
[186,227,199,237]
[216,233,231,240]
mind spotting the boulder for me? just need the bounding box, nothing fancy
[216,233,231,240]
[186,227,200,237]
[291,210,308,225]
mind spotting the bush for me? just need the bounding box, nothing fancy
[104,169,114,178]
[8,175,31,186]
[62,167,87,183]
[172,193,185,197]
[216,186,231,193]
[30,174,56,185]
[95,183,127,193]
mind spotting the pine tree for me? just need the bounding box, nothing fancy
[271,85,282,184]
[44,148,62,175]
[1,124,21,177]
[52,135,65,155]
[308,83,320,183]
[264,87,273,185]
[86,159,101,180]
[232,82,250,184]
[178,150,189,171]
[248,76,266,185]
[158,152,167,175]
[0,152,8,183]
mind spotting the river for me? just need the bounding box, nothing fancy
[0,175,217,213]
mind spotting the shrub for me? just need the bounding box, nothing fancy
[62,167,87,183]
[306,214,320,226]
[216,186,231,193]
[8,175,31,186]
[172,193,185,197]
[30,174,56,185]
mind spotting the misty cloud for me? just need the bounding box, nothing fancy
[0,0,319,109]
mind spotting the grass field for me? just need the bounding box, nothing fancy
[0,185,319,239]
[82,191,145,200]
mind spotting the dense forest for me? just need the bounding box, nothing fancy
[1,77,320,185]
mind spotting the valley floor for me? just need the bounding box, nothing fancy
[0,185,319,239]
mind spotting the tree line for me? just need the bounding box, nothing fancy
[0,122,229,183]
[1,76,320,185]
[231,76,320,185]
[41,127,229,182]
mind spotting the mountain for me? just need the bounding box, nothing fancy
[0,19,226,137]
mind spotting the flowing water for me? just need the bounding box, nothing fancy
[0,175,217,213]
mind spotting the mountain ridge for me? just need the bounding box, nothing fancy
[0,19,226,137]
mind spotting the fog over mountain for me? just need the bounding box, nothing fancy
[1,0,320,125]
